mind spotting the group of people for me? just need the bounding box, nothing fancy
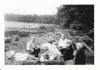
[26,32,86,65]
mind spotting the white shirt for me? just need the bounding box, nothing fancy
[58,39,68,48]
[40,43,50,49]
[41,42,61,56]
[26,40,36,51]
[48,44,61,56]
[40,43,62,61]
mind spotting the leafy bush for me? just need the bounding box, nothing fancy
[5,39,12,43]
[5,31,20,37]
[19,32,29,37]
[40,25,47,29]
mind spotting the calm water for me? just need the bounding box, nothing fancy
[5,21,57,29]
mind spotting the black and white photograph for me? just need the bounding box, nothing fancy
[4,1,94,65]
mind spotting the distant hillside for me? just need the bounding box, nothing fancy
[5,14,58,24]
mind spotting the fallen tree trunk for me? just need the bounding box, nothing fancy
[84,35,94,42]
[81,41,94,55]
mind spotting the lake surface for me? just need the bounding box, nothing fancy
[5,21,57,29]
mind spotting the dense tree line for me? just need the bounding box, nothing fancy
[5,14,58,24]
[57,5,94,39]
[57,5,94,32]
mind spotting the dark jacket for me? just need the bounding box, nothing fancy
[61,43,77,61]
[74,47,86,65]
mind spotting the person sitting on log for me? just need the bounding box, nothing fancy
[39,39,63,62]
[26,36,40,58]
[56,33,77,61]
[62,39,77,61]
[74,39,86,65]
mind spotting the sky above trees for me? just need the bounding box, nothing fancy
[5,0,61,15]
